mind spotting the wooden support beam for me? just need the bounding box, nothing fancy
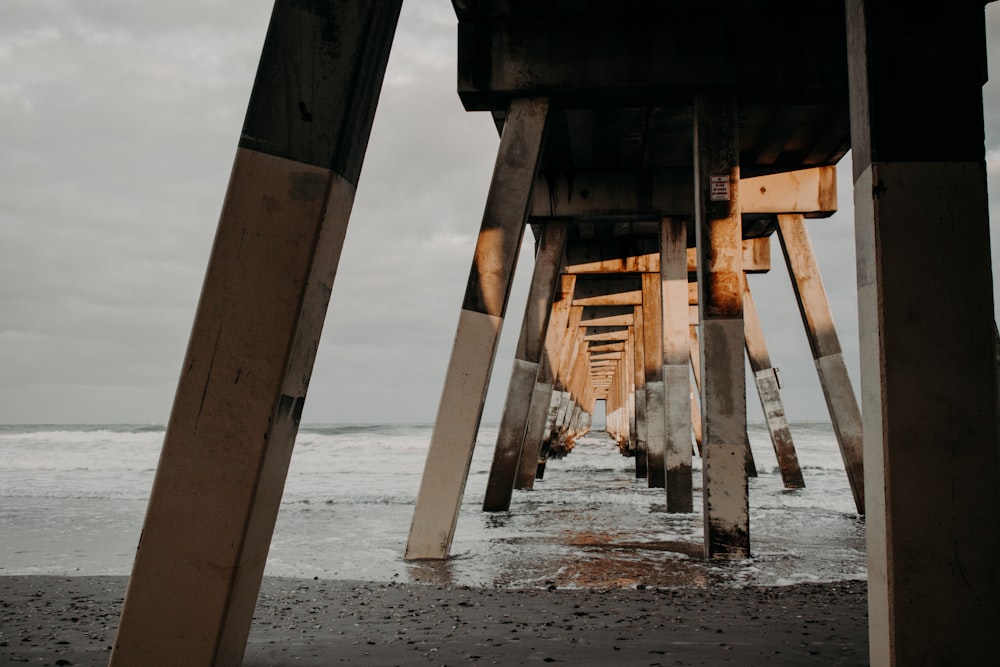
[573,290,643,306]
[625,336,637,455]
[689,318,704,458]
[110,3,402,664]
[776,214,864,511]
[531,168,692,219]
[545,307,584,461]
[553,334,589,454]
[484,221,567,511]
[582,313,634,327]
[633,307,648,478]
[564,237,770,275]
[619,332,645,454]
[738,167,837,218]
[743,281,805,489]
[571,275,643,302]
[565,245,658,274]
[584,330,630,342]
[589,342,625,354]
[642,272,667,488]
[661,218,693,511]
[514,273,572,490]
[695,93,749,559]
[531,166,837,219]
[690,376,703,457]
[405,97,549,561]
[737,236,772,274]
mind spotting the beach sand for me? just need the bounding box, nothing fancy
[0,575,867,666]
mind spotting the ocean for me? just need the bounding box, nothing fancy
[0,422,865,589]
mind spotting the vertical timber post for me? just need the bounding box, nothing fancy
[694,92,749,559]
[633,305,649,478]
[688,312,704,456]
[845,1,1000,663]
[405,97,549,560]
[743,280,805,489]
[689,377,703,456]
[776,214,864,510]
[516,274,575,489]
[626,334,637,453]
[642,273,666,488]
[484,221,567,510]
[545,305,583,463]
[661,218,693,511]
[110,2,402,664]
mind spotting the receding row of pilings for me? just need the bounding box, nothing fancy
[405,161,864,563]
[592,213,858,497]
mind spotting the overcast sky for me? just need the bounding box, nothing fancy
[2,1,999,425]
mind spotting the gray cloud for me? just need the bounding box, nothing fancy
[0,2,997,425]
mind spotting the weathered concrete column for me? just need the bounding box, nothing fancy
[845,2,1000,663]
[642,272,667,488]
[633,306,649,478]
[694,92,748,559]
[776,214,864,510]
[484,221,567,511]
[516,274,575,489]
[110,3,401,664]
[405,97,549,560]
[743,281,805,489]
[661,218,693,511]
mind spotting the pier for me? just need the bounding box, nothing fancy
[110,1,999,665]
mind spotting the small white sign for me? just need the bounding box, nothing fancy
[710,175,730,201]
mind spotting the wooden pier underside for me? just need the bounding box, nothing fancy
[111,2,998,665]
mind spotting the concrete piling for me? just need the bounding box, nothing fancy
[846,2,1000,662]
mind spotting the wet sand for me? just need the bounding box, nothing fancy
[0,575,867,665]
